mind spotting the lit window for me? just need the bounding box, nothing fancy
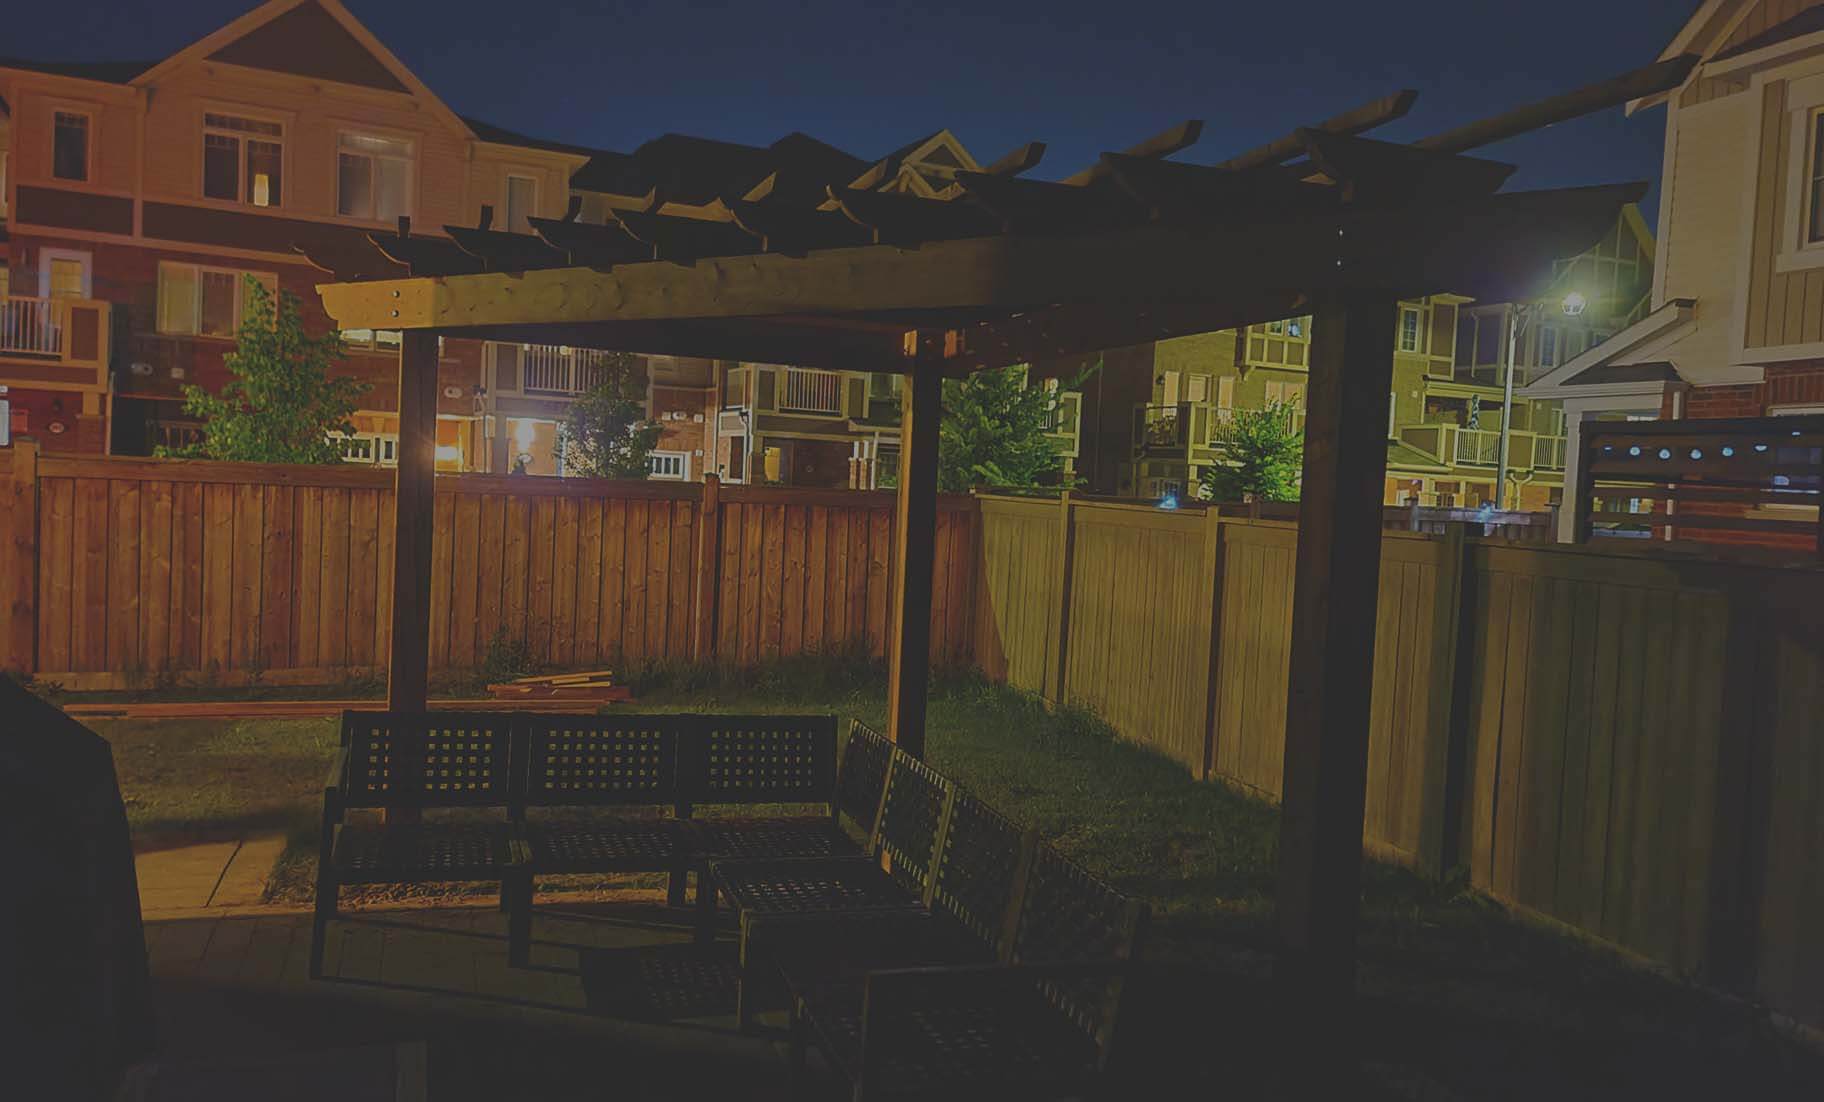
[53,111,89,181]
[505,173,538,234]
[202,112,283,207]
[1398,307,1422,353]
[341,328,403,351]
[157,262,278,336]
[338,133,413,222]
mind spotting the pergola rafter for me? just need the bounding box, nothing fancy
[304,56,1697,1083]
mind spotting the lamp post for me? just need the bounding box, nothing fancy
[1495,291,1586,509]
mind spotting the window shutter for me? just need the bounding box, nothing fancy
[1218,376,1235,409]
[491,344,521,393]
[1429,303,1456,360]
[846,376,867,418]
[157,264,198,335]
[755,368,777,411]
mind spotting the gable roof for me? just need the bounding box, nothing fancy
[462,116,604,160]
[206,0,407,92]
[130,0,473,138]
[571,131,871,206]
[1713,4,1824,61]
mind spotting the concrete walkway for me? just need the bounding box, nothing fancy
[135,835,290,913]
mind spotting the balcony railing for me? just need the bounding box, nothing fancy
[0,296,111,375]
[1454,428,1504,466]
[1400,422,1565,473]
[779,368,844,415]
[521,345,614,395]
[1132,402,1190,458]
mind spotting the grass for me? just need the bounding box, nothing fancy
[88,657,1823,1097]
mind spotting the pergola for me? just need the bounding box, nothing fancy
[311,56,1693,1052]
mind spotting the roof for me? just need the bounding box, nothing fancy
[1386,442,1453,474]
[0,57,156,83]
[570,130,874,207]
[461,116,604,159]
[1713,5,1824,61]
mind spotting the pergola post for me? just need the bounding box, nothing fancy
[886,365,943,757]
[1273,290,1398,1056]
[387,329,441,714]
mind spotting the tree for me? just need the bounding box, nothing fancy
[160,276,367,464]
[923,363,1091,493]
[555,353,661,478]
[1199,399,1304,502]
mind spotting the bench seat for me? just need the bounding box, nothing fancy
[690,815,859,861]
[520,816,691,872]
[329,821,518,884]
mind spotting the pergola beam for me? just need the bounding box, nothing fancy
[317,183,1644,337]
[1213,89,1420,172]
[1413,54,1700,155]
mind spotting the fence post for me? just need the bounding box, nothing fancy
[1431,522,1477,877]
[1703,576,1772,993]
[4,440,39,674]
[1198,505,1227,781]
[692,473,722,662]
[1045,491,1076,706]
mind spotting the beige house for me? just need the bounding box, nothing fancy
[1524,0,1824,545]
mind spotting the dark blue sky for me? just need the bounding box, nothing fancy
[20,0,1697,210]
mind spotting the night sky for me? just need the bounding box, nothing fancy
[17,0,1698,213]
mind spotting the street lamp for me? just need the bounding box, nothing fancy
[1495,291,1588,509]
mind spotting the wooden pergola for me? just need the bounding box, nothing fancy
[312,56,1693,1059]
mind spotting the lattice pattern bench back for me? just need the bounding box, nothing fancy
[1010,845,1147,1044]
[929,791,1029,956]
[835,719,894,832]
[519,715,683,809]
[338,711,514,809]
[691,714,838,806]
[872,750,955,901]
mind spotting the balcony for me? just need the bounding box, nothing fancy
[0,296,111,380]
[778,367,844,415]
[1132,402,1191,459]
[521,345,614,396]
[1399,422,1567,473]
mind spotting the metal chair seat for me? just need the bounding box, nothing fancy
[797,978,1099,1097]
[691,816,858,861]
[331,822,516,884]
[521,817,690,872]
[708,855,924,918]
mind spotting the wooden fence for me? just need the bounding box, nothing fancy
[0,445,977,689]
[971,491,1824,1029]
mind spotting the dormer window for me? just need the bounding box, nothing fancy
[203,112,283,207]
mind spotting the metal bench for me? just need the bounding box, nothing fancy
[310,711,519,980]
[699,748,956,1027]
[505,714,894,967]
[790,845,1149,1100]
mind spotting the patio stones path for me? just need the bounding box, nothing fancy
[135,834,289,913]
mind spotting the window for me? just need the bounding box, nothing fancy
[648,451,689,480]
[1398,307,1422,353]
[338,432,399,465]
[52,111,89,181]
[338,132,413,222]
[1264,380,1305,408]
[157,262,278,337]
[505,174,538,234]
[1186,374,1209,403]
[1389,390,1399,439]
[1809,113,1824,245]
[341,328,403,351]
[1537,325,1560,369]
[202,112,283,207]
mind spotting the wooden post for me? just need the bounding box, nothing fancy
[1572,419,1600,546]
[1045,491,1077,706]
[693,473,722,661]
[886,367,942,757]
[387,330,440,713]
[1198,504,1226,781]
[1272,289,1398,1065]
[4,440,39,673]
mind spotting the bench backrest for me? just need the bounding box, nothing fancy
[870,750,955,900]
[926,790,1031,957]
[517,715,684,811]
[1009,845,1148,1058]
[834,719,894,833]
[691,714,838,808]
[338,711,515,809]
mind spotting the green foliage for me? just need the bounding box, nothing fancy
[159,277,368,464]
[479,629,542,685]
[555,353,662,478]
[1199,399,1304,502]
[934,363,1090,493]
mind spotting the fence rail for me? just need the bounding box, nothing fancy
[970,490,1824,1032]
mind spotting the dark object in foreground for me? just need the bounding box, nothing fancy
[0,677,158,1097]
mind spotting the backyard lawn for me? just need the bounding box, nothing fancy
[87,660,1824,1098]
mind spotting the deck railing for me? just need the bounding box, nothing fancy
[521,345,614,395]
[779,368,844,415]
[0,296,112,374]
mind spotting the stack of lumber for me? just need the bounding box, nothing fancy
[485,670,633,703]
